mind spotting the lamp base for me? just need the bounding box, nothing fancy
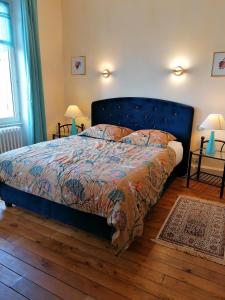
[71,118,78,135]
[206,130,216,155]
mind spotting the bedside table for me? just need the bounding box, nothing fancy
[52,133,69,139]
[52,123,84,139]
[187,137,225,198]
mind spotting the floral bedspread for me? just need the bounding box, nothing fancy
[0,136,176,253]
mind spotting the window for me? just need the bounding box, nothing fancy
[0,48,15,119]
[0,0,20,125]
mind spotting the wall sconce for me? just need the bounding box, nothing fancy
[173,66,185,76]
[101,69,112,78]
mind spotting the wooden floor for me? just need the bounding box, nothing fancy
[0,178,225,300]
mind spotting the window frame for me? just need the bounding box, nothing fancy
[0,0,21,127]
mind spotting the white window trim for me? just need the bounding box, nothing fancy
[0,0,21,127]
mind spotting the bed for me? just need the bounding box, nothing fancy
[0,97,194,253]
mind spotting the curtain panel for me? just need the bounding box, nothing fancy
[20,0,47,144]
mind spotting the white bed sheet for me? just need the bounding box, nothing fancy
[168,141,183,166]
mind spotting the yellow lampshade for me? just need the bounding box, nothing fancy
[200,114,225,130]
[64,105,83,119]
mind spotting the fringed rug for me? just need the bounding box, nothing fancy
[153,195,225,265]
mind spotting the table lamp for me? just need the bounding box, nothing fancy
[200,114,225,155]
[64,105,83,135]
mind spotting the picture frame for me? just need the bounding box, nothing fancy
[71,56,86,75]
[211,52,225,77]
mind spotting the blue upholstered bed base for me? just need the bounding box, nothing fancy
[0,174,176,240]
[0,97,194,240]
[0,183,113,239]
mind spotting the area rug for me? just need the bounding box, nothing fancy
[153,195,225,265]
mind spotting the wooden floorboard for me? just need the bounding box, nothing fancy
[0,281,27,300]
[0,178,225,299]
[0,262,60,300]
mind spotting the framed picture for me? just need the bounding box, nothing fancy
[211,52,225,77]
[71,56,86,75]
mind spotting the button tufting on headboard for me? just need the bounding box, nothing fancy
[91,97,194,176]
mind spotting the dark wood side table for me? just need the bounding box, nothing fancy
[52,123,84,139]
[187,136,225,198]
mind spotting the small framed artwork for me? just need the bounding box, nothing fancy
[71,56,86,75]
[211,52,225,77]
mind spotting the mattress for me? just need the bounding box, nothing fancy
[168,141,183,166]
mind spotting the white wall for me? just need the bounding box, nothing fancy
[62,0,225,149]
[37,0,65,139]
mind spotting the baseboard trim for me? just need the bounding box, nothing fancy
[191,163,223,176]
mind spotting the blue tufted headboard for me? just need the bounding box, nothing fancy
[91,97,194,175]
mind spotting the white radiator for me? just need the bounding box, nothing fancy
[0,126,23,154]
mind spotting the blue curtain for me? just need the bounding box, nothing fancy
[0,1,13,48]
[20,0,47,144]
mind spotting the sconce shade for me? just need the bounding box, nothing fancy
[101,69,111,78]
[64,105,83,119]
[200,114,225,130]
[173,66,185,76]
